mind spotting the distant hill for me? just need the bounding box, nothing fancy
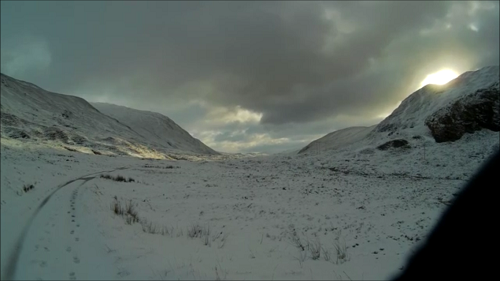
[91,102,218,155]
[298,126,375,154]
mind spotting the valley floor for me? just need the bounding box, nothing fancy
[0,139,482,280]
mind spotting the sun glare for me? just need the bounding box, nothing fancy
[420,69,459,87]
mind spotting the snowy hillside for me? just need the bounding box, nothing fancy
[297,65,499,188]
[91,103,218,155]
[371,65,499,142]
[300,65,499,155]
[298,126,376,154]
[0,73,218,157]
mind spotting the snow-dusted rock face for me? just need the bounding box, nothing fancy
[0,73,218,157]
[425,82,499,142]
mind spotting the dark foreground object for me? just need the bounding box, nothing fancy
[394,150,499,280]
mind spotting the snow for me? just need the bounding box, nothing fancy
[1,66,499,280]
[2,131,497,280]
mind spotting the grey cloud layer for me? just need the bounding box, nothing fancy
[1,1,498,152]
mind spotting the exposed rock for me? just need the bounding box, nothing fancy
[1,77,10,88]
[1,112,21,127]
[425,83,499,143]
[62,110,73,119]
[4,127,30,139]
[70,134,88,145]
[44,127,69,143]
[377,139,410,150]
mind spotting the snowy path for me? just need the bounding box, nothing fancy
[6,167,127,280]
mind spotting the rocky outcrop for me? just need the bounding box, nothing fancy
[44,127,69,143]
[425,83,499,143]
[377,139,410,150]
[0,112,21,127]
[4,127,30,139]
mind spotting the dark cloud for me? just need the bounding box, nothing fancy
[1,1,498,152]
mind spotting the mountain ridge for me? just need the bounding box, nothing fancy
[0,73,218,157]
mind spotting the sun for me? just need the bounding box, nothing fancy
[420,69,459,87]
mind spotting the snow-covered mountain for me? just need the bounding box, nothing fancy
[370,65,499,142]
[299,65,499,154]
[91,102,217,155]
[0,73,218,157]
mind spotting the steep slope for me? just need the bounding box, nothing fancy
[91,103,218,155]
[0,73,217,157]
[299,65,499,154]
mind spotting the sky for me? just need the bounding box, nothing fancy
[1,1,499,153]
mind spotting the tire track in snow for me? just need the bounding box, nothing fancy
[3,166,128,280]
[68,187,80,280]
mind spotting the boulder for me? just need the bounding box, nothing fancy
[425,83,499,143]
[377,139,410,150]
